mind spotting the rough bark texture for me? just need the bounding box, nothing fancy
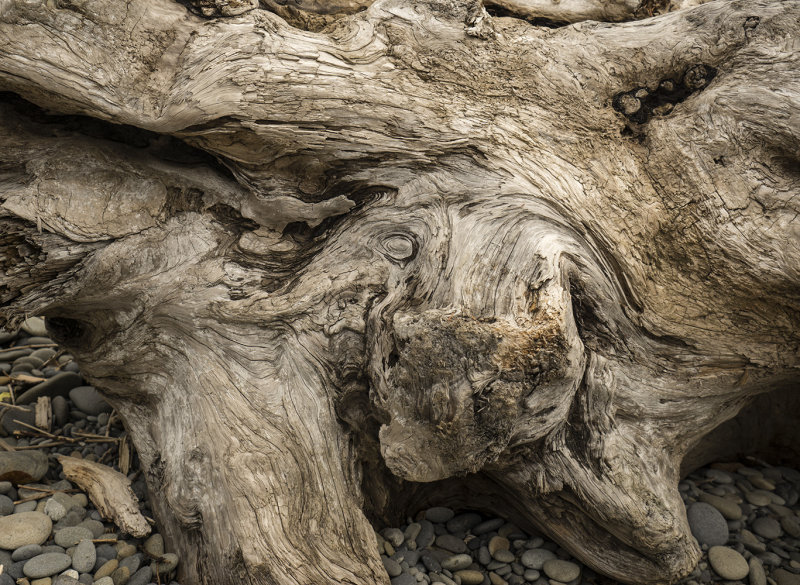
[0,0,798,584]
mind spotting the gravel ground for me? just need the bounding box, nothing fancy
[2,317,799,585]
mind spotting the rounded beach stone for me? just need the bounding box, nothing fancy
[0,494,13,516]
[746,490,773,507]
[686,502,729,546]
[542,559,580,582]
[441,554,472,571]
[0,451,49,483]
[425,507,455,524]
[493,549,515,563]
[23,553,73,578]
[447,513,482,534]
[381,528,404,547]
[115,542,136,560]
[488,536,509,556]
[151,552,178,575]
[15,373,83,405]
[21,317,47,337]
[12,544,43,562]
[54,527,93,548]
[472,518,505,535]
[382,556,402,577]
[708,546,749,580]
[390,575,415,585]
[143,534,164,558]
[71,539,96,573]
[454,570,485,585]
[752,516,782,539]
[94,559,119,579]
[0,512,52,550]
[110,565,130,585]
[44,499,67,523]
[781,515,800,538]
[126,567,153,585]
[749,557,767,585]
[698,492,742,520]
[93,578,114,585]
[68,387,112,416]
[773,568,800,585]
[520,548,556,570]
[435,534,467,554]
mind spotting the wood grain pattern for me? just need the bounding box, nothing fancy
[0,0,798,583]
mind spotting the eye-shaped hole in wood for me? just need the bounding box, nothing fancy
[380,233,417,265]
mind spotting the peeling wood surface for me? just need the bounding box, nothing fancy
[0,1,798,584]
[57,455,152,538]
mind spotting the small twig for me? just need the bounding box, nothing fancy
[0,402,31,412]
[0,344,58,353]
[9,374,46,384]
[14,488,80,505]
[92,538,119,544]
[19,484,79,493]
[14,441,66,450]
[73,430,117,440]
[105,410,117,437]
[0,436,16,452]
[13,420,60,439]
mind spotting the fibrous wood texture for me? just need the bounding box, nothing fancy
[57,455,152,538]
[0,0,798,584]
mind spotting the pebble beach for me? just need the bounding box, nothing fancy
[1,317,799,585]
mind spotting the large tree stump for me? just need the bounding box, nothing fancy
[0,0,798,583]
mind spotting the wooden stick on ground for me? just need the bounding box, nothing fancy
[57,455,151,538]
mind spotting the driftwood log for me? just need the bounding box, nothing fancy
[0,0,798,583]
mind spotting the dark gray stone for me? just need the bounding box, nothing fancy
[52,395,70,428]
[390,575,416,585]
[446,513,483,534]
[22,552,73,578]
[16,372,83,405]
[421,551,441,573]
[120,553,142,574]
[127,566,153,585]
[68,386,112,416]
[96,544,118,560]
[416,520,435,549]
[687,502,729,546]
[520,549,556,570]
[0,493,13,516]
[0,405,36,436]
[425,507,455,524]
[435,534,467,554]
[752,516,782,540]
[72,539,96,573]
[382,556,402,577]
[6,560,25,580]
[54,526,94,548]
[11,544,43,562]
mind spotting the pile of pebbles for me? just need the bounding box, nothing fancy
[377,459,800,585]
[0,318,181,585]
[3,317,800,585]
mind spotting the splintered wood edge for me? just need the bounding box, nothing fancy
[57,454,151,538]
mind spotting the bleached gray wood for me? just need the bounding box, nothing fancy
[0,0,798,584]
